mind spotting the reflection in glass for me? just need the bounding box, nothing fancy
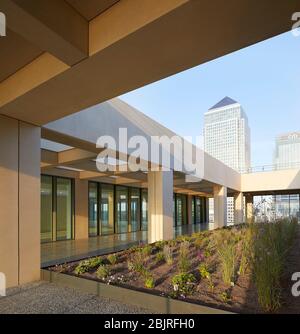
[275,195,289,220]
[88,182,98,236]
[41,175,53,243]
[130,188,140,232]
[141,189,148,231]
[116,186,128,233]
[100,184,114,235]
[176,194,187,226]
[290,194,300,222]
[56,178,73,240]
[195,196,202,224]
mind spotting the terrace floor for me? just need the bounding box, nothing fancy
[41,223,211,267]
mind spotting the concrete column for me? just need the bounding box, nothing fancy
[0,116,40,287]
[75,179,89,239]
[187,195,193,224]
[245,194,254,224]
[213,185,227,229]
[148,170,173,243]
[234,192,244,225]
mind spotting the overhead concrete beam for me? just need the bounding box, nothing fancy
[1,0,88,65]
[1,0,299,124]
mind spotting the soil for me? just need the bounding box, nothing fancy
[48,226,300,314]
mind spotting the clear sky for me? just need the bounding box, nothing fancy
[120,31,300,168]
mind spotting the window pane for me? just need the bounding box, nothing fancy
[195,196,201,224]
[289,194,299,221]
[130,188,140,232]
[100,184,114,235]
[176,194,187,226]
[89,182,98,236]
[41,175,53,243]
[141,189,148,231]
[116,186,128,233]
[276,194,289,220]
[56,178,73,240]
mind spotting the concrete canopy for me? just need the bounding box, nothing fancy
[0,0,299,124]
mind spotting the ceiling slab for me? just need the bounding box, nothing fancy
[65,0,120,21]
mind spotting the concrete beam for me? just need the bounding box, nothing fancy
[1,0,88,65]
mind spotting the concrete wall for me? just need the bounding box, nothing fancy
[0,115,40,287]
[241,169,300,193]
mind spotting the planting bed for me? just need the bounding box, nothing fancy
[48,221,299,314]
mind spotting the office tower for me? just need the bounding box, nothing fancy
[274,132,300,169]
[204,97,251,224]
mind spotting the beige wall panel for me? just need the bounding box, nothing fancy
[0,116,19,287]
[75,179,89,239]
[19,122,41,284]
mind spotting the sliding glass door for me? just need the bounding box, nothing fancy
[40,175,74,243]
[88,182,98,236]
[116,186,129,233]
[100,184,114,235]
[41,175,53,243]
[130,188,140,232]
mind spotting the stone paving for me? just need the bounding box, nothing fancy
[0,281,152,314]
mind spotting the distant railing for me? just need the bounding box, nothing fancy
[241,161,300,174]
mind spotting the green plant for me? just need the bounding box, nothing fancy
[163,245,173,265]
[127,251,145,273]
[171,273,196,296]
[96,265,111,280]
[220,290,231,304]
[167,240,177,248]
[198,263,210,280]
[142,245,152,257]
[178,241,191,273]
[155,240,167,250]
[107,254,118,265]
[155,251,165,263]
[238,227,253,276]
[218,240,236,286]
[252,220,297,312]
[144,276,155,289]
[74,257,103,275]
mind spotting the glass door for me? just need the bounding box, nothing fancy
[88,182,98,236]
[100,184,114,235]
[130,188,140,232]
[41,175,53,243]
[56,177,73,241]
[116,186,128,233]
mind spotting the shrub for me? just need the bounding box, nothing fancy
[107,254,117,266]
[74,257,103,275]
[198,263,210,280]
[218,240,236,286]
[171,273,196,296]
[178,241,191,273]
[220,290,231,304]
[144,276,155,289]
[155,240,167,250]
[155,251,165,263]
[96,265,111,280]
[163,245,173,265]
[127,251,145,273]
[142,245,152,257]
[238,227,253,276]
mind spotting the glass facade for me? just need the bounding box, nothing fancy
[115,186,129,234]
[141,189,148,231]
[41,175,74,243]
[254,194,300,222]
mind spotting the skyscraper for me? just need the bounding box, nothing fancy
[204,97,251,224]
[274,132,300,169]
[204,96,251,173]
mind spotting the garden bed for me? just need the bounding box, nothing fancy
[48,221,299,314]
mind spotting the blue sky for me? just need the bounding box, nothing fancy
[120,31,300,167]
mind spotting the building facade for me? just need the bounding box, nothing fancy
[204,96,251,173]
[274,132,300,169]
[204,97,251,224]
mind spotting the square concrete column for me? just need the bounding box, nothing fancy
[148,170,173,243]
[234,192,244,224]
[187,195,193,224]
[0,116,40,287]
[245,194,254,224]
[75,179,89,239]
[213,185,227,229]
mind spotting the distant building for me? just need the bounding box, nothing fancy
[274,132,300,169]
[204,96,251,173]
[204,97,251,224]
